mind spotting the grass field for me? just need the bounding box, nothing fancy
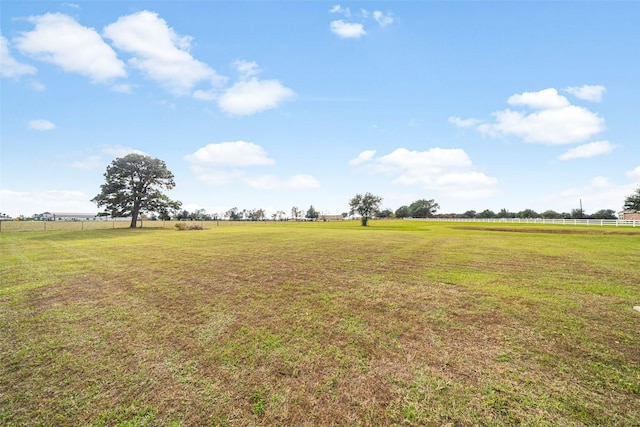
[1,220,639,426]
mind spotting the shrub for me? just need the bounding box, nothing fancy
[175,222,206,231]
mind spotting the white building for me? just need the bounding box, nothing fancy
[40,212,111,221]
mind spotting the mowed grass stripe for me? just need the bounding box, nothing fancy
[1,221,638,426]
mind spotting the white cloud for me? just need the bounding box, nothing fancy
[187,167,246,186]
[71,155,103,170]
[28,119,55,131]
[328,7,393,39]
[349,150,376,166]
[110,83,132,94]
[565,85,606,102]
[0,33,37,78]
[543,177,635,212]
[192,89,217,101]
[558,141,614,160]
[448,116,481,128]
[103,10,224,95]
[245,174,320,190]
[330,20,366,38]
[460,88,606,145]
[67,145,145,171]
[507,88,570,110]
[329,5,351,16]
[626,166,640,181]
[479,105,604,145]
[590,176,610,188]
[15,13,125,83]
[373,11,394,27]
[184,141,275,167]
[28,81,46,91]
[185,141,318,190]
[233,59,260,78]
[351,147,498,199]
[101,145,146,158]
[218,78,295,116]
[0,189,96,217]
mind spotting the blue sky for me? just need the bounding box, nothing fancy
[1,1,639,218]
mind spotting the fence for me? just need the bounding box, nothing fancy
[404,217,638,227]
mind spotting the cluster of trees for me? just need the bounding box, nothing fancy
[92,154,640,228]
[148,207,316,222]
[393,199,440,219]
[455,208,618,220]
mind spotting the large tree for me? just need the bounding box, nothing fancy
[624,186,640,212]
[92,154,181,228]
[408,199,439,218]
[349,192,382,226]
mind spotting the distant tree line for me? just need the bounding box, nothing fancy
[116,184,640,224]
[14,153,640,226]
[443,208,618,220]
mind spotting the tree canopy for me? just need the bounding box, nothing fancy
[394,205,410,219]
[624,186,640,212]
[408,199,440,218]
[92,154,181,228]
[349,192,382,226]
[306,205,319,220]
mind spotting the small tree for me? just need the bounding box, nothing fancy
[496,208,515,219]
[306,205,319,220]
[540,210,561,219]
[516,209,540,219]
[394,205,410,218]
[291,206,301,221]
[476,209,496,218]
[591,209,616,219]
[377,208,393,219]
[254,209,266,221]
[624,186,640,212]
[225,207,240,220]
[349,192,382,226]
[92,154,181,228]
[571,208,585,219]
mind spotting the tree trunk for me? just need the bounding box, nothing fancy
[130,208,139,228]
[361,216,368,226]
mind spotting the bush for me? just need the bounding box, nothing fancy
[175,222,206,231]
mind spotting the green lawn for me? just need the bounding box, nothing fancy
[1,220,639,426]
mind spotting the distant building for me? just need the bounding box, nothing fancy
[618,210,640,221]
[318,214,344,221]
[40,212,111,221]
